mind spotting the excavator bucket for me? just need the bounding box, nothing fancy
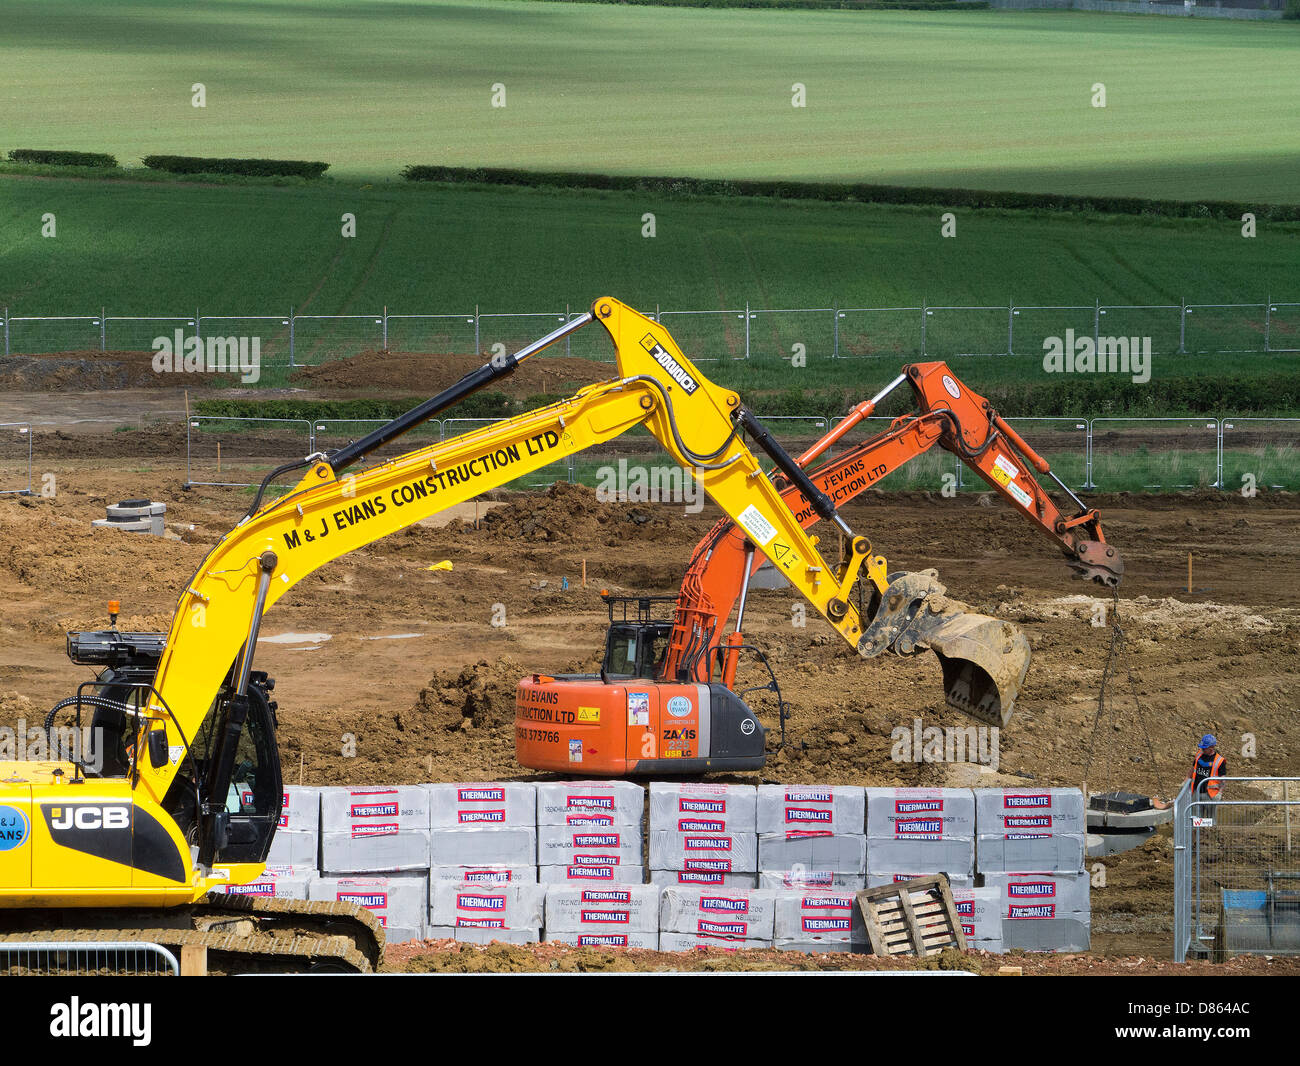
[856,570,1031,728]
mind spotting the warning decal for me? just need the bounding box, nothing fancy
[736,505,777,547]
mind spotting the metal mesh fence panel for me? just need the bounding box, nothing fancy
[0,941,179,976]
[384,314,478,356]
[1097,304,1181,356]
[186,417,313,489]
[957,417,1089,493]
[291,315,383,365]
[836,308,920,360]
[197,316,293,369]
[476,313,570,361]
[1268,303,1300,353]
[1176,779,1300,961]
[104,316,194,353]
[1088,417,1220,491]
[747,309,836,365]
[1220,418,1300,492]
[0,423,33,495]
[1184,304,1268,355]
[311,418,443,470]
[8,316,101,354]
[1010,306,1095,357]
[924,306,1009,358]
[656,310,747,363]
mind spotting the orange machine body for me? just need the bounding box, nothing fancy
[516,676,764,777]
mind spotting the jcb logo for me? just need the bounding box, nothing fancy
[49,805,130,831]
[662,728,696,741]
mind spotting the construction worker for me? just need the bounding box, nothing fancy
[1188,734,1227,799]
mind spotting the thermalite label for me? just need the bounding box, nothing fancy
[1008,904,1056,919]
[456,894,507,911]
[735,505,777,547]
[338,891,387,909]
[700,896,748,914]
[1007,881,1056,898]
[786,788,832,803]
[785,807,833,825]
[802,917,851,933]
[459,810,506,824]
[581,910,630,924]
[680,798,726,814]
[459,787,505,803]
[895,798,943,814]
[1004,815,1052,829]
[579,934,628,947]
[1003,794,1052,808]
[679,819,726,833]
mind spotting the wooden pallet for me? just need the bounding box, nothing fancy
[855,875,968,958]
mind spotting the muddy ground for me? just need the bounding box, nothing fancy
[2,410,1298,973]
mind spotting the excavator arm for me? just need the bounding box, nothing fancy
[663,361,1123,723]
[133,298,897,878]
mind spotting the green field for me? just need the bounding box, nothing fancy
[2,0,1298,201]
[2,172,1297,387]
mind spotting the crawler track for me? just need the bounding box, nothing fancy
[0,895,385,974]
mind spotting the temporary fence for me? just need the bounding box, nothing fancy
[0,940,179,976]
[39,415,1296,495]
[5,299,1296,366]
[0,422,33,495]
[1173,777,1300,962]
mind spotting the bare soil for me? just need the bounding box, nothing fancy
[3,405,1299,973]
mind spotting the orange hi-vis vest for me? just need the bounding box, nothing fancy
[1192,752,1226,798]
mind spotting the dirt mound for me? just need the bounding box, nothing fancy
[290,350,608,396]
[467,481,677,545]
[0,352,236,390]
[413,657,531,731]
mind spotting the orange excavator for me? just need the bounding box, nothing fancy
[516,361,1123,776]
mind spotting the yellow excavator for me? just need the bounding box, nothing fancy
[0,298,1087,971]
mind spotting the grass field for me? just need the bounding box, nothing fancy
[3,173,1295,317]
[2,0,1298,201]
[3,170,1297,403]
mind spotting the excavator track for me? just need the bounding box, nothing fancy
[0,896,385,974]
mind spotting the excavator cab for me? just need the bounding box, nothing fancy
[598,593,677,682]
[58,627,284,864]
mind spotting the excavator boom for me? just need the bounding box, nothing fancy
[663,361,1122,726]
[5,298,930,920]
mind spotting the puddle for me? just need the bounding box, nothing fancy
[260,632,333,645]
[360,633,425,641]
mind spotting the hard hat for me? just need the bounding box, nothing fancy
[1199,734,1217,749]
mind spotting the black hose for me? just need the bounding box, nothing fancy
[43,694,136,732]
